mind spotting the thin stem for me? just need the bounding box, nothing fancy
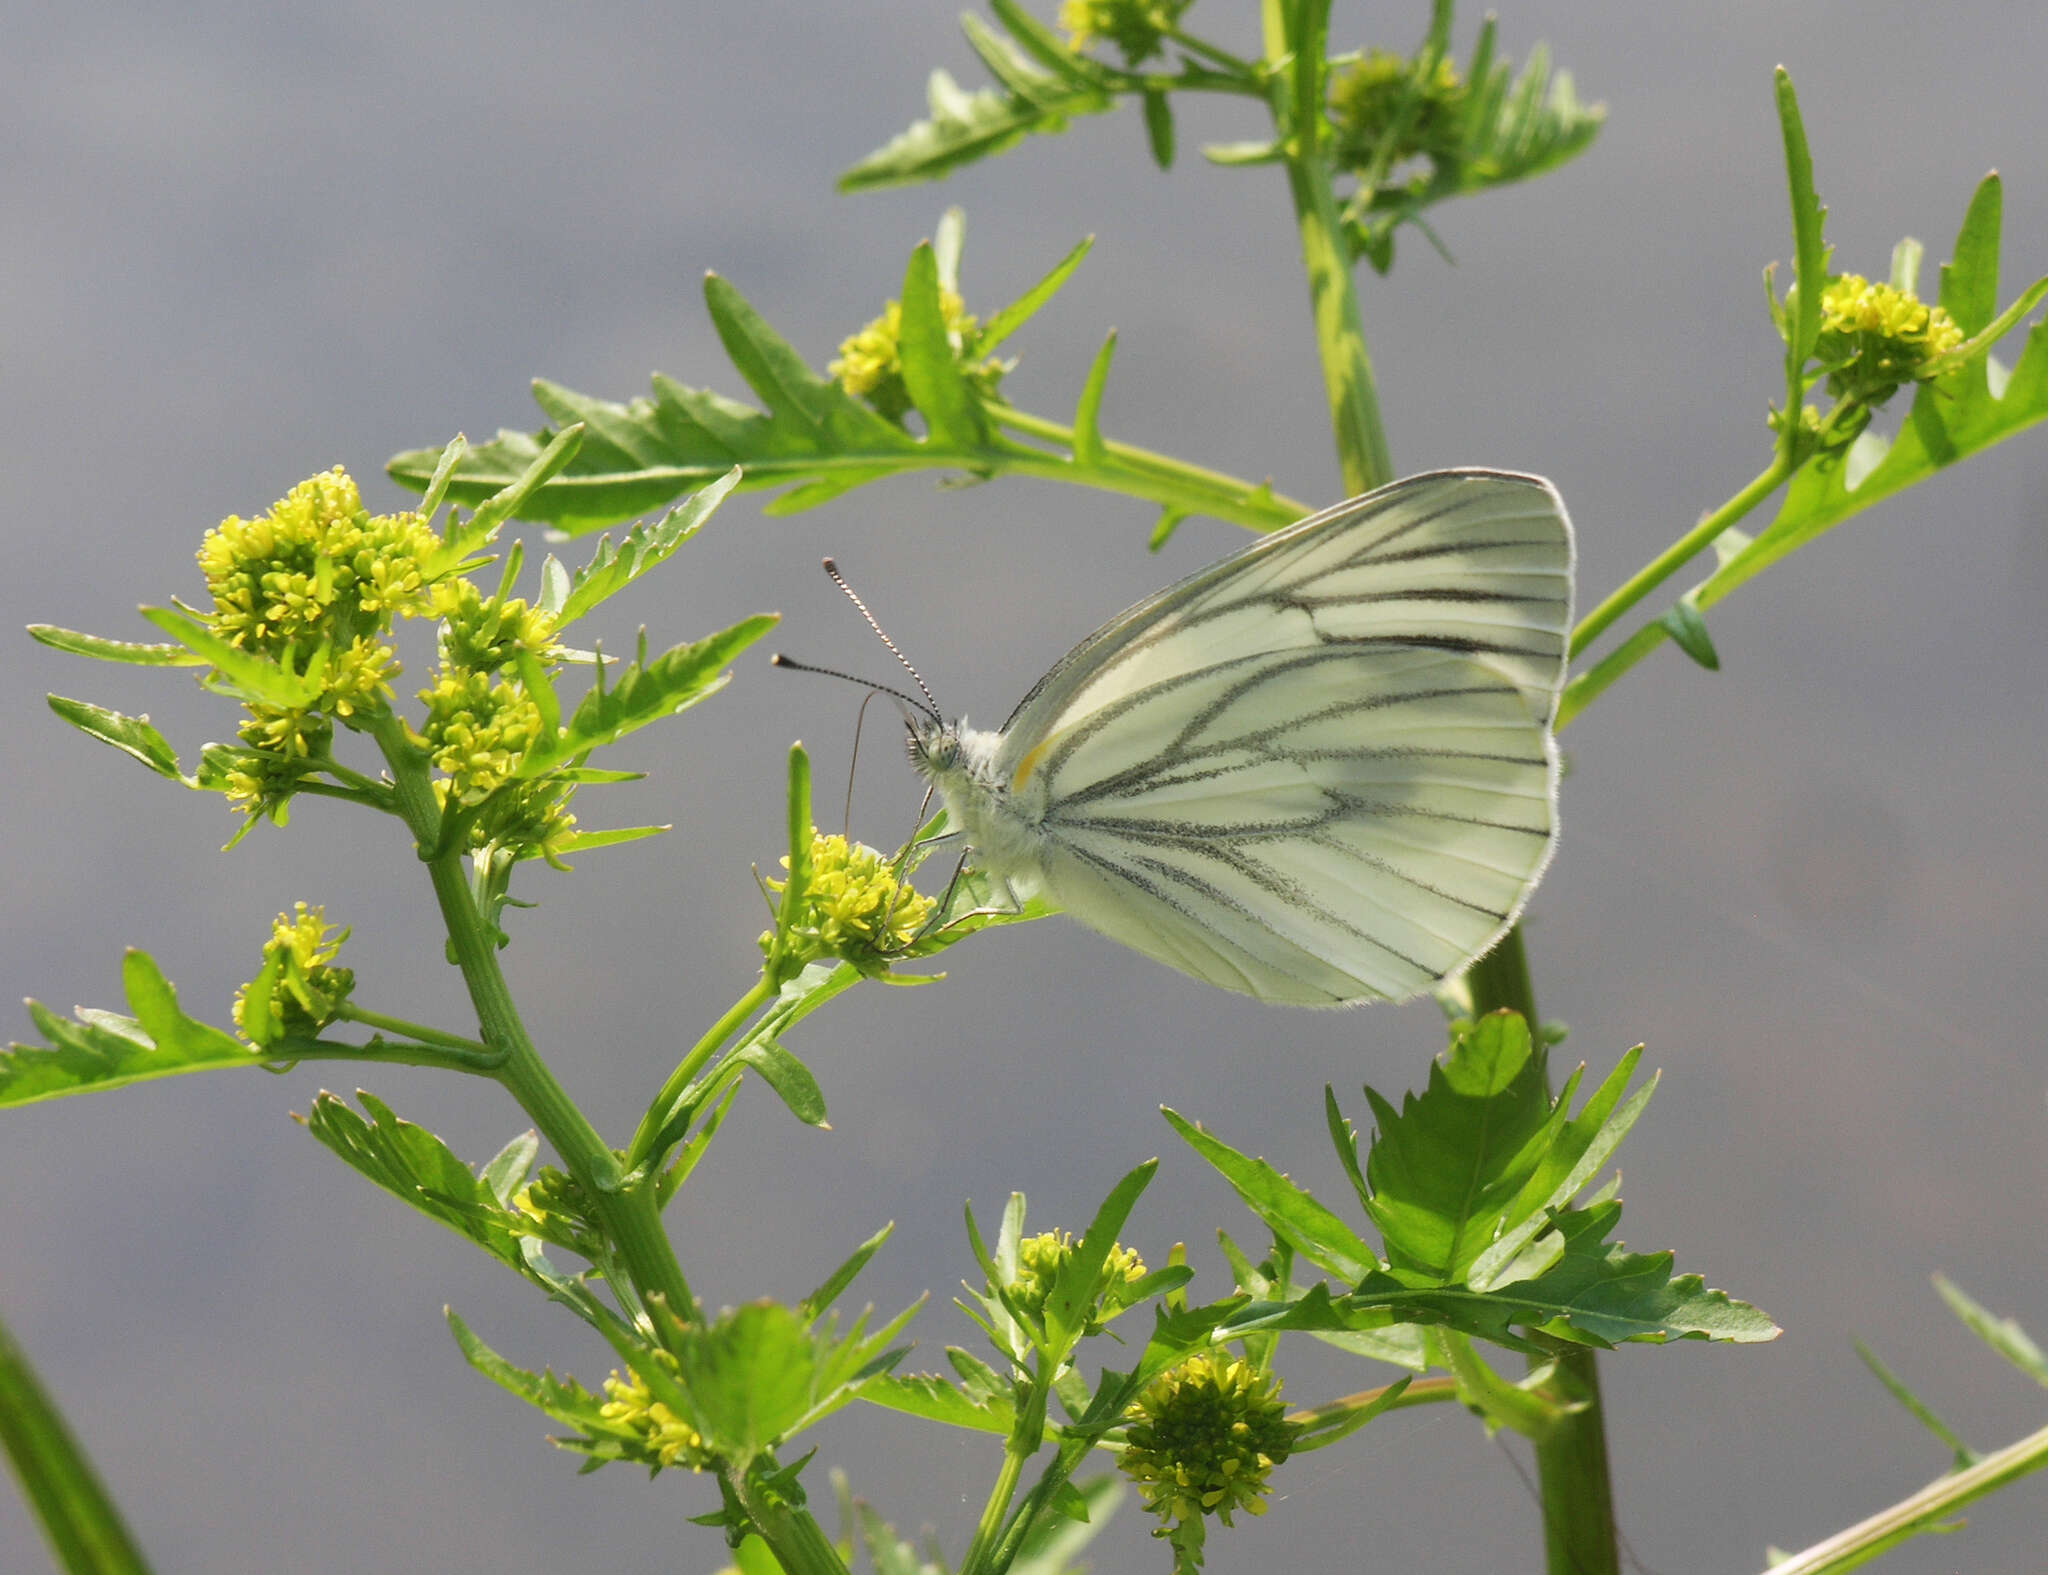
[1759,1416,2048,1575]
[1164,26,1262,80]
[962,1363,1053,1575]
[627,975,777,1170]
[335,1003,493,1058]
[1569,457,1792,658]
[1262,0,1393,494]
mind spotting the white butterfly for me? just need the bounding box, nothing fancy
[832,469,1575,1006]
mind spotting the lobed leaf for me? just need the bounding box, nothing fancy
[2,951,264,1108]
[546,468,741,626]
[1163,1108,1380,1282]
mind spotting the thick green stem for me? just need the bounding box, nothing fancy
[728,1469,851,1575]
[1262,0,1393,494]
[370,715,694,1318]
[1463,925,1620,1575]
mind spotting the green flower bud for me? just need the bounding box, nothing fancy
[1328,48,1467,171]
[431,578,560,675]
[1120,1354,1298,1535]
[761,831,936,974]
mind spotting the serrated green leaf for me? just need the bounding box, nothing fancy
[551,468,741,626]
[1163,1108,1379,1282]
[858,1369,1017,1436]
[0,1306,153,1575]
[521,613,776,774]
[1,954,264,1108]
[897,241,989,448]
[1362,1011,1566,1284]
[300,1091,529,1269]
[840,19,1114,195]
[28,624,203,667]
[1044,1160,1157,1349]
[46,697,185,781]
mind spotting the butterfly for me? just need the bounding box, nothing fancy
[802,469,1575,1006]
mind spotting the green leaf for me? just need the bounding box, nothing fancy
[445,1310,638,1465]
[299,1091,530,1270]
[137,606,323,710]
[1010,1476,1125,1575]
[1141,87,1174,168]
[1071,330,1116,468]
[1163,1108,1380,1282]
[857,1369,1017,1437]
[966,233,1095,356]
[1854,1338,1977,1469]
[1775,68,1828,371]
[733,1036,828,1128]
[801,1223,894,1323]
[1,952,264,1108]
[897,241,989,447]
[838,17,1113,194]
[548,468,741,626]
[438,424,587,565]
[1934,1275,2048,1388]
[46,697,185,781]
[1362,1011,1566,1284]
[1656,598,1719,671]
[0,1306,153,1575]
[520,613,777,774]
[1043,1159,1157,1348]
[28,625,202,667]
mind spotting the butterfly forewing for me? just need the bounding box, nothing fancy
[986,470,1574,1005]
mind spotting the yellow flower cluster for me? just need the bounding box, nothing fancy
[198,467,439,662]
[1058,0,1191,64]
[1328,48,1467,169]
[417,670,545,806]
[829,291,1003,424]
[431,577,560,675]
[761,832,936,973]
[598,1352,711,1473]
[1120,1354,1297,1532]
[1009,1230,1148,1333]
[233,902,354,1041]
[1815,274,1964,400]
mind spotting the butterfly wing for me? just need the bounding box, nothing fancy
[993,470,1574,1005]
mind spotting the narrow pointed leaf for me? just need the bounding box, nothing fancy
[896,242,987,448]
[971,234,1094,355]
[46,697,184,780]
[28,625,202,667]
[1163,1108,1379,1281]
[1071,330,1116,467]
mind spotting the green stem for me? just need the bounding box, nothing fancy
[335,1003,493,1058]
[1164,26,1263,80]
[728,1468,851,1575]
[961,1365,1052,1575]
[1262,0,1393,494]
[370,716,695,1319]
[627,975,776,1170]
[1462,926,1620,1575]
[1569,457,1792,658]
[988,406,1313,527]
[1759,1416,2048,1575]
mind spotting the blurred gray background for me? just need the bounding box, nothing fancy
[6,3,2048,1571]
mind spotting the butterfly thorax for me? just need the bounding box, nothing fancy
[906,717,1048,892]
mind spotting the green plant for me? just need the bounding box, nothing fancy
[10,5,2048,1574]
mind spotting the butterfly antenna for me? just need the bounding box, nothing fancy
[845,688,886,838]
[822,557,942,718]
[769,654,938,722]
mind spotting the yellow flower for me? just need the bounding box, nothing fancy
[597,1351,713,1473]
[761,831,936,974]
[1813,273,1964,403]
[233,902,354,1041]
[829,291,1003,424]
[1059,0,1191,64]
[1006,1231,1148,1333]
[417,669,545,805]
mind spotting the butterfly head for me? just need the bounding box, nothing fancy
[905,714,960,777]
